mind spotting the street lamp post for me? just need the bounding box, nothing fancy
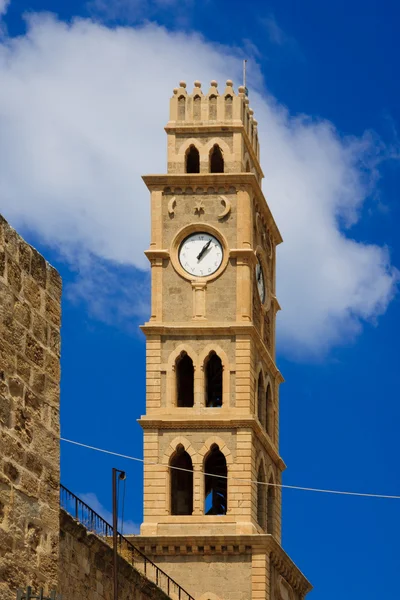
[112,468,126,600]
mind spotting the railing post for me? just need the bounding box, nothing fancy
[75,496,78,519]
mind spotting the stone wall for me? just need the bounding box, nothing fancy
[59,510,171,600]
[0,215,62,599]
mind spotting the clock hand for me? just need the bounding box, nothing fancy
[197,239,212,261]
[257,267,262,282]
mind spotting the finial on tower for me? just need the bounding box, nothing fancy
[243,60,249,97]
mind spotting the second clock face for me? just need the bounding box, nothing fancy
[179,232,223,277]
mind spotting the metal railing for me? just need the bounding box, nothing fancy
[60,484,195,600]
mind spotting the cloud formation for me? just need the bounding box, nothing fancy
[79,492,139,534]
[0,13,397,357]
[0,0,9,17]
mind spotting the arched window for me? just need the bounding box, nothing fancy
[209,95,217,120]
[245,160,251,173]
[257,372,265,428]
[186,145,200,173]
[193,95,201,120]
[205,353,223,407]
[178,95,186,120]
[257,463,266,530]
[266,383,273,438]
[267,476,275,534]
[224,95,233,119]
[170,444,193,515]
[204,444,227,515]
[176,352,194,407]
[210,145,224,173]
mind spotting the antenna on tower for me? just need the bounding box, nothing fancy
[243,59,249,96]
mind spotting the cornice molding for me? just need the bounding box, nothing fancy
[141,173,282,246]
[130,533,312,595]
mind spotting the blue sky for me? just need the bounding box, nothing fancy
[1,0,400,598]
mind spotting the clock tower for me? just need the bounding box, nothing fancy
[135,80,311,600]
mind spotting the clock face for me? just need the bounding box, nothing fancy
[179,232,223,277]
[255,258,265,303]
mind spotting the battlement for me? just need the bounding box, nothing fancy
[168,80,260,159]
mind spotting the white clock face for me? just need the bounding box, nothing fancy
[256,259,265,303]
[179,232,223,277]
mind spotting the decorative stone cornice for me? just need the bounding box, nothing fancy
[142,173,282,246]
[129,533,312,596]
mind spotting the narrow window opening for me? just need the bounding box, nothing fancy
[209,95,217,120]
[210,145,224,173]
[267,477,275,534]
[193,95,201,120]
[176,352,194,407]
[206,353,223,407]
[224,95,233,119]
[245,160,251,173]
[186,145,200,173]
[257,464,266,530]
[204,444,227,515]
[170,445,193,515]
[266,383,272,437]
[178,95,186,120]
[257,372,266,428]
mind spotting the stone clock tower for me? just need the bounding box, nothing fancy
[134,80,311,600]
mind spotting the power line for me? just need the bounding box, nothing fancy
[60,437,400,500]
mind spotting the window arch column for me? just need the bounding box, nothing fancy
[198,437,233,515]
[198,345,231,408]
[166,345,200,408]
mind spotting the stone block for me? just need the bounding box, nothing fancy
[25,334,44,367]
[31,248,47,287]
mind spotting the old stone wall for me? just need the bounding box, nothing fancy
[59,510,171,600]
[139,550,252,600]
[0,215,62,599]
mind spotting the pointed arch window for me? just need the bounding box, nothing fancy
[186,145,200,173]
[178,95,186,120]
[257,372,266,428]
[267,476,275,534]
[209,95,217,120]
[257,463,267,530]
[266,383,273,438]
[210,145,224,173]
[193,95,201,120]
[205,353,223,407]
[204,444,227,515]
[170,445,193,515]
[224,95,233,119]
[176,352,194,407]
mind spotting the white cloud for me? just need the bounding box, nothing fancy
[0,0,9,17]
[79,492,140,534]
[0,13,397,357]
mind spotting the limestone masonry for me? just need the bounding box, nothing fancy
[0,215,62,599]
[130,79,312,599]
[0,78,312,600]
